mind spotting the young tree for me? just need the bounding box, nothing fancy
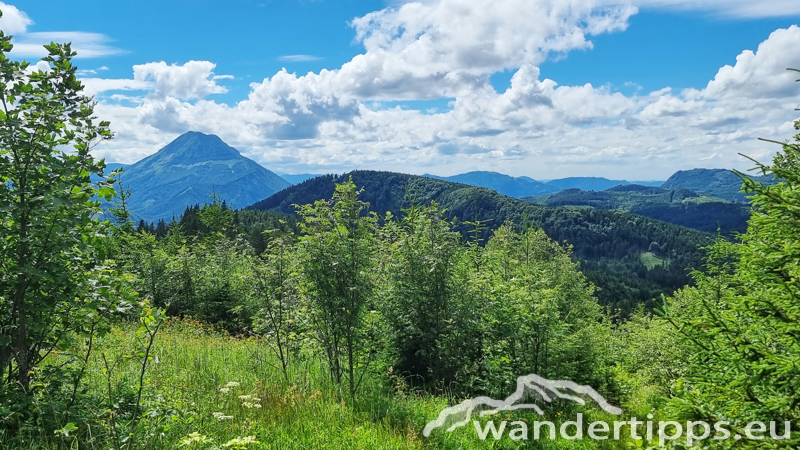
[296,178,377,398]
[478,224,604,393]
[661,82,800,446]
[382,197,461,382]
[252,228,301,382]
[0,27,126,394]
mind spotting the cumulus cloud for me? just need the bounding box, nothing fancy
[340,0,636,99]
[699,26,800,99]
[0,2,31,34]
[81,1,800,180]
[81,77,150,98]
[133,61,229,100]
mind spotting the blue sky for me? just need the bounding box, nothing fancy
[4,0,800,179]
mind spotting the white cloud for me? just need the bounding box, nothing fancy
[699,26,800,100]
[132,61,229,100]
[625,0,800,18]
[83,1,800,180]
[0,4,121,59]
[339,0,636,99]
[0,2,32,34]
[11,31,123,58]
[278,55,323,62]
[81,77,150,97]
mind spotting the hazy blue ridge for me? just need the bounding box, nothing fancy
[661,168,777,202]
[276,173,327,185]
[423,172,664,197]
[423,171,560,197]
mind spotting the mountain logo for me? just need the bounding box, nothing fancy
[422,373,622,437]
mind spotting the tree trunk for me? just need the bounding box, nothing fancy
[14,271,29,391]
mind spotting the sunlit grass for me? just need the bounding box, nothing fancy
[11,320,634,449]
[639,252,667,270]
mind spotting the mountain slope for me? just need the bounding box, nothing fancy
[524,185,750,234]
[249,171,716,311]
[661,168,776,202]
[424,171,559,198]
[119,132,290,222]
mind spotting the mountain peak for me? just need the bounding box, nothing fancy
[157,131,241,163]
[119,132,290,221]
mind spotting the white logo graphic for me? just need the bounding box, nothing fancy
[423,373,622,437]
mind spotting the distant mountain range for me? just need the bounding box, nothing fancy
[276,173,325,185]
[92,131,770,310]
[111,132,289,222]
[423,171,661,198]
[249,171,716,310]
[661,168,777,202]
[524,184,750,235]
[423,171,558,197]
[102,132,766,230]
[545,177,662,190]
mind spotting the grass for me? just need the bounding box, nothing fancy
[639,252,667,270]
[8,320,639,449]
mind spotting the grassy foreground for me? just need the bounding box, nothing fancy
[6,320,635,449]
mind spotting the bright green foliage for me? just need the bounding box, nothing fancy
[0,20,133,414]
[252,170,716,312]
[295,178,378,398]
[252,228,302,382]
[610,305,689,416]
[380,197,461,383]
[198,193,235,236]
[471,224,608,395]
[661,114,800,446]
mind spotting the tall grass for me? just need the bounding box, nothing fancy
[8,320,636,449]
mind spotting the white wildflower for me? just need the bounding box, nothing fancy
[222,436,260,447]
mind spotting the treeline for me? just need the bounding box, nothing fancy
[134,203,298,254]
[249,171,717,311]
[113,182,610,399]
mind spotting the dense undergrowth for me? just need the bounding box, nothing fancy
[4,320,652,450]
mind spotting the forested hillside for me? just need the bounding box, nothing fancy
[662,168,777,202]
[251,171,716,310]
[524,184,750,234]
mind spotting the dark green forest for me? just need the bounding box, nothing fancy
[524,184,751,234]
[250,172,716,311]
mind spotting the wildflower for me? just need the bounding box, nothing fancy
[222,436,260,448]
[219,387,231,394]
[225,381,240,388]
[212,412,234,421]
[238,394,252,400]
[179,432,212,447]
